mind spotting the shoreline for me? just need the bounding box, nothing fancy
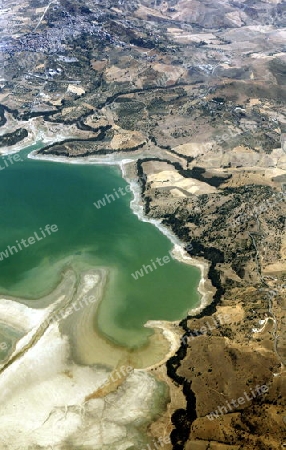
[0,268,170,449]
[0,115,98,156]
[28,147,215,318]
[26,147,215,370]
[122,163,216,316]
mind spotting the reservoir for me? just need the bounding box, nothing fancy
[0,144,201,348]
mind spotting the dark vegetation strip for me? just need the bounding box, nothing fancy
[136,158,226,449]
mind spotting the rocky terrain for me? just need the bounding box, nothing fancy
[1,0,286,448]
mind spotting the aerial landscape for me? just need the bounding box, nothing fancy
[0,0,285,449]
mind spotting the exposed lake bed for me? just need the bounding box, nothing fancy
[1,0,285,446]
[0,143,204,449]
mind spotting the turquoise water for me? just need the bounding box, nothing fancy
[0,144,200,347]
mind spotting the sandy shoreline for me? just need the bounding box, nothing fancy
[26,146,216,370]
[0,142,216,372]
[28,147,215,315]
[0,268,168,449]
[0,141,216,448]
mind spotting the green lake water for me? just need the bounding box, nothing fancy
[0,144,200,347]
